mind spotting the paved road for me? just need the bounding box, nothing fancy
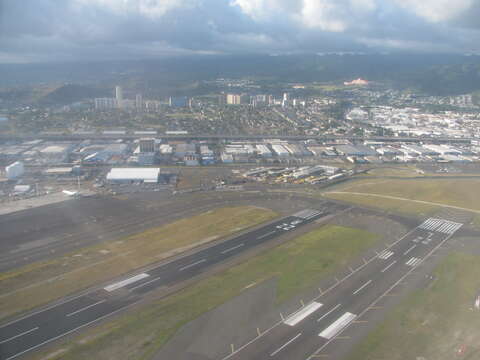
[222,217,463,360]
[0,207,341,360]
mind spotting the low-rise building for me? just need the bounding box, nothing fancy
[106,168,161,184]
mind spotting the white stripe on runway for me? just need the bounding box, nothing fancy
[179,259,206,271]
[403,244,417,256]
[66,300,106,317]
[319,312,357,340]
[221,243,244,254]
[317,304,341,322]
[305,212,321,219]
[420,218,435,229]
[353,280,372,295]
[426,219,442,231]
[270,333,302,356]
[258,231,276,240]
[412,258,422,267]
[104,273,150,292]
[437,223,451,233]
[129,276,162,291]
[444,223,458,233]
[0,327,39,344]
[378,250,394,260]
[405,257,422,266]
[284,302,323,326]
[381,260,397,273]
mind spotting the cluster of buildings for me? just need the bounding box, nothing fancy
[217,139,479,165]
[242,165,345,185]
[2,137,480,171]
[95,86,144,111]
[95,86,192,111]
[347,106,478,138]
[220,92,306,108]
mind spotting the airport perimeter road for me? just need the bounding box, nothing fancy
[0,208,337,360]
[224,218,463,360]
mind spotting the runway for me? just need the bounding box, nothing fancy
[0,207,337,360]
[222,217,463,360]
[0,191,338,273]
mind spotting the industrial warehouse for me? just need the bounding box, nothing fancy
[106,168,161,184]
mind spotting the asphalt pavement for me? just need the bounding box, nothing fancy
[222,217,464,360]
[0,207,337,360]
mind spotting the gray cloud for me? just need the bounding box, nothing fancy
[0,0,480,63]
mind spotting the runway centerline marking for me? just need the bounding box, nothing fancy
[129,276,162,291]
[221,243,244,254]
[353,280,372,295]
[4,301,141,360]
[317,304,341,322]
[381,260,397,273]
[307,230,456,360]
[257,231,276,240]
[270,333,302,357]
[403,244,417,256]
[0,327,39,344]
[66,300,106,317]
[179,259,207,271]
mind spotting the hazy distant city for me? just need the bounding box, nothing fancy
[3,1,480,359]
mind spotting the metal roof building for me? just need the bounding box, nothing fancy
[106,168,160,183]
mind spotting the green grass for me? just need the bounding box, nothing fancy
[346,252,480,360]
[0,206,277,321]
[325,192,440,218]
[31,225,379,360]
[323,178,480,228]
[327,178,480,211]
[362,166,422,178]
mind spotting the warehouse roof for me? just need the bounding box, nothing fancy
[106,168,160,181]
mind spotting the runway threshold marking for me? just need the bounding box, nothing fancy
[284,302,323,326]
[104,273,150,292]
[405,257,422,267]
[306,230,458,360]
[317,304,341,322]
[270,333,302,357]
[0,327,39,344]
[66,300,106,317]
[377,250,394,260]
[381,260,397,273]
[179,259,207,271]
[221,243,245,254]
[319,312,357,340]
[353,280,372,295]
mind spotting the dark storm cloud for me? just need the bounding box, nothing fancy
[0,0,480,63]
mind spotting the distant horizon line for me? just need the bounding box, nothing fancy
[1,52,480,66]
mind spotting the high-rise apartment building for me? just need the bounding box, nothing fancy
[95,98,118,110]
[115,86,123,108]
[135,94,143,110]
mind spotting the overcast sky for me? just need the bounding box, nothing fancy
[1,0,480,63]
